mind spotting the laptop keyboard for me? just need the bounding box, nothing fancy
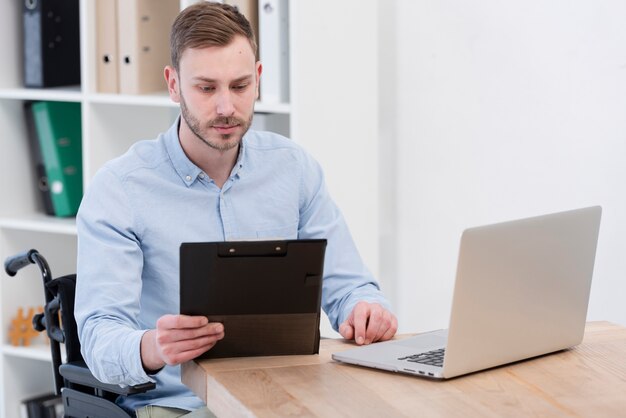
[398,348,445,367]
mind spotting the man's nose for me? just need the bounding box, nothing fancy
[216,91,235,116]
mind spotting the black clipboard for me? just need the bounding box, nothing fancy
[180,239,327,359]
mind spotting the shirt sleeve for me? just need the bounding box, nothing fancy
[75,166,154,386]
[296,150,392,330]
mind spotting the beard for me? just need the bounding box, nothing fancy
[179,91,253,152]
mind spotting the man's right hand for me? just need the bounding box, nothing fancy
[140,314,224,372]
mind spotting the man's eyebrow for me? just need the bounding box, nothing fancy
[231,75,254,84]
[191,75,253,83]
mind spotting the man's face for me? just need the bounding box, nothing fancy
[170,36,261,152]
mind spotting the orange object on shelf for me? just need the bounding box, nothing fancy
[8,306,43,347]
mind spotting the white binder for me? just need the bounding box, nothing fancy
[258,0,289,104]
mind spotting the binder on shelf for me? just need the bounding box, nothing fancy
[31,101,83,218]
[24,102,55,216]
[23,0,80,88]
[180,0,199,9]
[40,395,63,418]
[20,392,62,418]
[95,0,119,93]
[225,0,259,58]
[250,112,289,137]
[117,0,180,95]
[258,0,289,104]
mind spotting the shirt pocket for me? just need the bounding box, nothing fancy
[255,222,298,240]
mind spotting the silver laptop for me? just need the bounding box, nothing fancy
[332,206,602,379]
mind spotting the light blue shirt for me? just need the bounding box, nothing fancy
[75,118,390,412]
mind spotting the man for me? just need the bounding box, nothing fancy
[75,2,397,417]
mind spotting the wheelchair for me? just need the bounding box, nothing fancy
[4,249,155,418]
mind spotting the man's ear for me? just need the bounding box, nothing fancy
[255,61,263,100]
[164,66,180,103]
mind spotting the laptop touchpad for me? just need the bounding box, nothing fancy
[396,329,448,350]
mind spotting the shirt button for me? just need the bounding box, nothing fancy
[199,173,205,179]
[185,175,192,181]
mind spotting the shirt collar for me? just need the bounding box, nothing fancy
[164,117,202,187]
[230,138,247,179]
[164,116,248,187]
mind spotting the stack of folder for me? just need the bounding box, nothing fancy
[95,0,288,102]
[95,0,180,94]
[23,0,81,88]
[24,101,83,218]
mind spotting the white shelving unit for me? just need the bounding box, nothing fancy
[0,1,380,417]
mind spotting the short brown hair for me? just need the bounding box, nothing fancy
[170,2,257,71]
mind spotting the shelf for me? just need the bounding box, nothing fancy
[1,343,67,364]
[1,344,52,362]
[255,101,291,114]
[89,93,291,113]
[0,215,77,236]
[0,87,292,113]
[0,87,83,102]
[87,91,178,107]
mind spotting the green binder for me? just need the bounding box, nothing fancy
[31,101,83,217]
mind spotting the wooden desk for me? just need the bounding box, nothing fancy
[182,321,626,417]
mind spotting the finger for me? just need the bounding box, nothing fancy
[352,303,370,345]
[379,315,398,341]
[166,341,219,365]
[339,309,355,340]
[158,322,224,344]
[179,331,224,361]
[363,307,383,344]
[157,314,208,330]
[203,322,224,335]
[179,331,225,352]
[371,309,393,343]
[162,332,222,356]
[159,332,225,365]
[339,320,354,340]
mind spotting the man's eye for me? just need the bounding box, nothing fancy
[200,86,215,93]
[232,84,248,91]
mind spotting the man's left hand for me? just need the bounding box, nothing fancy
[339,302,397,345]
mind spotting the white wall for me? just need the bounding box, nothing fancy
[385,0,626,332]
[291,1,380,337]
[291,0,379,276]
